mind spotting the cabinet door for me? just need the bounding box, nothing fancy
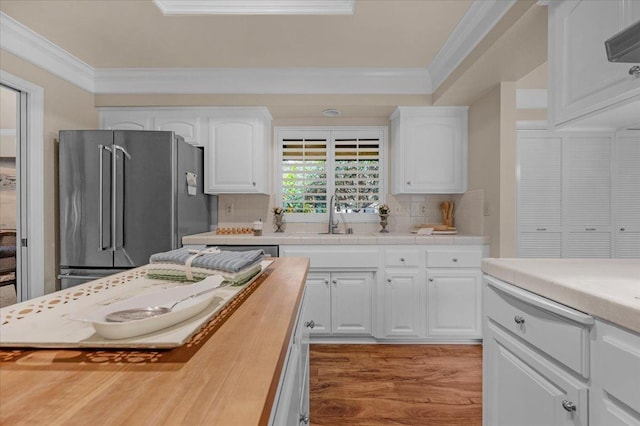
[154,113,203,146]
[382,269,423,337]
[563,135,612,258]
[100,109,152,131]
[302,273,331,335]
[517,133,563,258]
[549,0,640,127]
[427,269,482,338]
[613,133,640,258]
[205,116,269,194]
[484,325,588,426]
[331,272,372,335]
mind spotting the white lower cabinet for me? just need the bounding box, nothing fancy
[427,269,482,338]
[382,269,423,337]
[302,271,373,336]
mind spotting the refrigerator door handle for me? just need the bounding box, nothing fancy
[98,144,112,251]
[112,144,131,251]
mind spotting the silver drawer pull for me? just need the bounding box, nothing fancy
[387,278,392,283]
[562,400,577,412]
[536,228,547,231]
[585,228,596,231]
[630,65,640,77]
[452,258,458,262]
[305,320,315,329]
[514,315,525,325]
[400,258,405,262]
[332,279,337,284]
[300,414,310,424]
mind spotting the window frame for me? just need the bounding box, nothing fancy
[274,126,388,223]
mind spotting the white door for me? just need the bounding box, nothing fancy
[302,273,331,335]
[331,272,372,335]
[517,133,563,258]
[382,269,422,337]
[207,119,257,192]
[426,269,482,337]
[563,135,612,258]
[613,132,640,258]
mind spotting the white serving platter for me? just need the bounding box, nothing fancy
[0,261,272,349]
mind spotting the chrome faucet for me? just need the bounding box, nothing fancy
[327,194,340,234]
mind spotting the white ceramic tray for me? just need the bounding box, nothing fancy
[0,261,272,348]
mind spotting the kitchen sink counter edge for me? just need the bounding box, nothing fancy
[183,231,490,246]
[482,258,640,334]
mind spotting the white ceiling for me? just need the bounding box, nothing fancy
[0,0,473,69]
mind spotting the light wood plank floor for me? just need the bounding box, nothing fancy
[309,344,482,425]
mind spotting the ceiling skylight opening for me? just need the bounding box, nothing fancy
[153,0,356,16]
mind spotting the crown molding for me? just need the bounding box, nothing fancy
[153,0,356,15]
[0,12,95,93]
[94,67,431,95]
[428,0,517,92]
[516,89,548,109]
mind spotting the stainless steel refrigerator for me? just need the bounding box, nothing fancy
[58,130,211,289]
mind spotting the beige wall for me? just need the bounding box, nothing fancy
[0,49,98,294]
[468,86,501,256]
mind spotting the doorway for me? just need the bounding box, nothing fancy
[0,84,21,307]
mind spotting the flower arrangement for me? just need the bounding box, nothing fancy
[272,207,284,232]
[272,207,284,216]
[378,204,390,216]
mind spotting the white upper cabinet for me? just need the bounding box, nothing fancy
[548,0,640,128]
[390,107,468,194]
[99,107,272,194]
[206,109,271,194]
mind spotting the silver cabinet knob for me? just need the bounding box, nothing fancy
[332,279,337,284]
[406,181,411,185]
[514,315,525,325]
[400,257,405,262]
[452,258,458,262]
[585,228,596,231]
[387,278,392,283]
[562,400,577,412]
[252,181,256,186]
[536,228,547,231]
[305,320,315,329]
[428,278,434,282]
[620,227,626,231]
[630,65,640,77]
[300,414,310,424]
[324,279,329,284]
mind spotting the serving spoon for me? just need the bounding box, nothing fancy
[105,286,220,322]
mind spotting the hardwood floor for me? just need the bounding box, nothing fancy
[309,344,482,425]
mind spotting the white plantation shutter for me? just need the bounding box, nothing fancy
[332,131,381,212]
[280,131,329,213]
[277,128,385,219]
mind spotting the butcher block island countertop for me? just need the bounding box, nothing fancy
[0,257,309,426]
[482,258,640,333]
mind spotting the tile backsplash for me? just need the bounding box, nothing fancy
[216,189,484,235]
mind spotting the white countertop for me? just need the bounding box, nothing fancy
[183,231,489,246]
[482,258,640,334]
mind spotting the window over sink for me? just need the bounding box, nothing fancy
[275,127,387,222]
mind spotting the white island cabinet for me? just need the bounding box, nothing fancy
[482,258,640,426]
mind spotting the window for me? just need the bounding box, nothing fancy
[276,127,386,222]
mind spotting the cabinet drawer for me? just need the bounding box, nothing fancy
[426,249,481,268]
[484,276,593,378]
[281,248,378,268]
[384,249,420,267]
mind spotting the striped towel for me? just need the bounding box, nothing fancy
[146,262,262,285]
[149,247,264,273]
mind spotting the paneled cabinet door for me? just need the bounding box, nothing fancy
[391,107,468,194]
[382,270,423,337]
[484,325,588,426]
[613,132,640,258]
[154,113,202,146]
[563,135,612,258]
[517,133,563,258]
[548,0,640,127]
[426,269,482,338]
[331,272,373,335]
[205,116,269,194]
[301,273,331,335]
[100,109,152,131]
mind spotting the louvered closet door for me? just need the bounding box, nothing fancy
[613,133,640,258]
[563,135,612,258]
[517,134,563,258]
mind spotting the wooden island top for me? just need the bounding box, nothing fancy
[0,257,309,425]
